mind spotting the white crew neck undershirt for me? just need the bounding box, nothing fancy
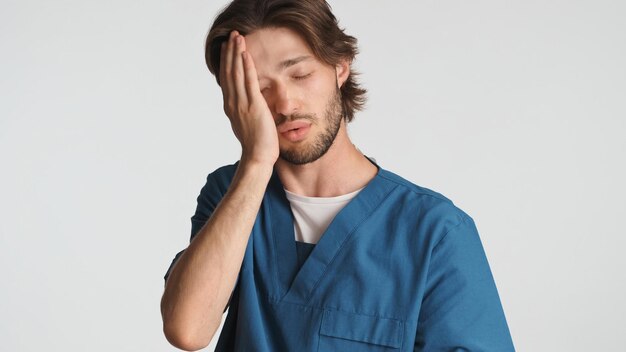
[284,187,364,244]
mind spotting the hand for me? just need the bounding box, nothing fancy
[220,31,279,167]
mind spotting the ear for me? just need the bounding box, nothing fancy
[335,59,351,89]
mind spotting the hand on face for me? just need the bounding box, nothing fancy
[220,30,279,167]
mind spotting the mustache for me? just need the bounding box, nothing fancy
[275,113,316,127]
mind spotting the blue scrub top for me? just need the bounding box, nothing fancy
[166,160,515,351]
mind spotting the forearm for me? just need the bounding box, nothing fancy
[161,160,273,350]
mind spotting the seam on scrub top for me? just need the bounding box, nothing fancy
[378,171,475,245]
[431,215,472,253]
[270,298,408,322]
[377,172,452,204]
[377,171,474,253]
[266,192,282,298]
[305,184,400,305]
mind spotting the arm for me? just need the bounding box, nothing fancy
[414,216,515,351]
[161,30,278,351]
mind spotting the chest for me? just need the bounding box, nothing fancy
[241,184,432,322]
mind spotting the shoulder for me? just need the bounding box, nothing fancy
[376,166,475,238]
[202,161,240,193]
[378,168,452,204]
[193,161,241,209]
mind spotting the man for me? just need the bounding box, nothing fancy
[161,0,515,351]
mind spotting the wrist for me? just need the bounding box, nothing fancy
[237,157,275,178]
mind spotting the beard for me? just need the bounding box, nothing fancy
[277,87,343,165]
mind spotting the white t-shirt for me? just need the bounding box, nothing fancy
[284,187,364,244]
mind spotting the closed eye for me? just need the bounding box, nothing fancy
[293,73,312,80]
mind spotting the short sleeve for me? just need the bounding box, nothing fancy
[414,217,515,351]
[163,165,235,282]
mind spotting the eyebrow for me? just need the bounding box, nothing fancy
[277,55,312,70]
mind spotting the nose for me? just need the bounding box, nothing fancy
[269,82,299,118]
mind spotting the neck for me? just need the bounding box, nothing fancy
[275,120,378,197]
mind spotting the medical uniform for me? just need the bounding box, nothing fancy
[165,160,515,351]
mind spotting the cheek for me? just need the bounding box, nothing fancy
[306,75,335,102]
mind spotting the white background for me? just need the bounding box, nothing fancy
[1,0,625,351]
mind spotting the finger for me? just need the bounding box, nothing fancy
[232,35,248,106]
[222,31,238,106]
[219,41,227,88]
[242,51,262,104]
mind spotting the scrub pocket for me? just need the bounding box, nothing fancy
[318,309,403,351]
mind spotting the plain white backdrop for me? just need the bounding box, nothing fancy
[1,0,625,350]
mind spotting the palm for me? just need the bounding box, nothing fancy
[220,31,279,166]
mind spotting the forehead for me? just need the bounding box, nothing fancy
[245,27,317,76]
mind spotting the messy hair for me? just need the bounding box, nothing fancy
[205,0,366,122]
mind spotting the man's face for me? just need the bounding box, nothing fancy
[244,27,345,165]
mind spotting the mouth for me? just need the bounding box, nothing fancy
[277,120,312,134]
[279,123,311,142]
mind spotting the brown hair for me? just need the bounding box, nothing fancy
[205,0,366,122]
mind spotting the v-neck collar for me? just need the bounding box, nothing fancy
[264,161,398,304]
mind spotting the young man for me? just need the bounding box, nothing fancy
[161,0,515,351]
